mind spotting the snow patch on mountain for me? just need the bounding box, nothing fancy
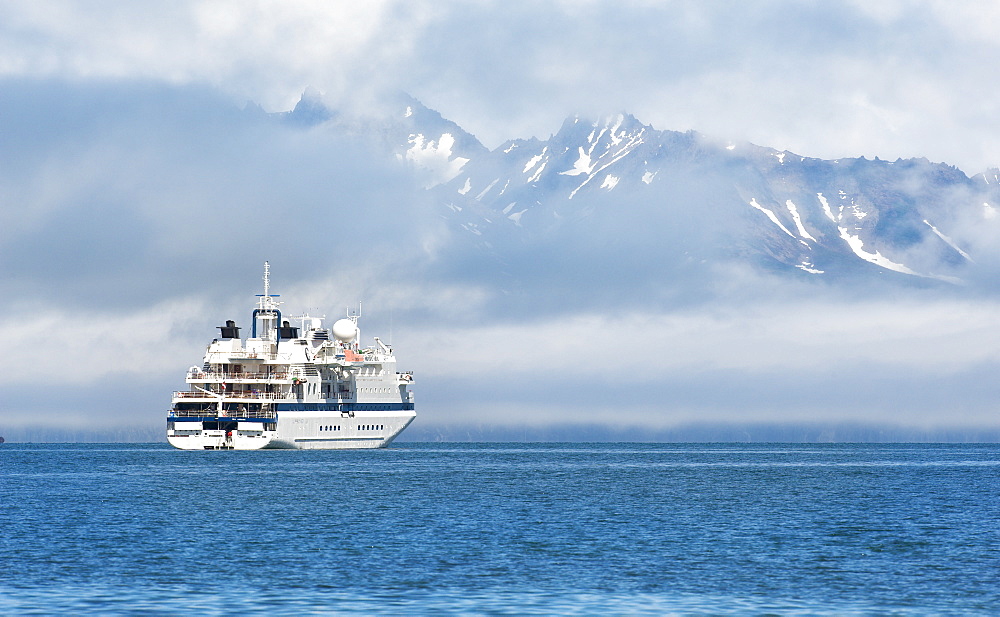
[527,158,547,183]
[524,149,547,174]
[924,220,973,262]
[749,198,796,239]
[560,147,593,177]
[406,133,469,188]
[785,200,816,241]
[838,227,917,275]
[818,193,837,223]
[476,178,499,200]
[796,261,824,274]
[565,120,647,199]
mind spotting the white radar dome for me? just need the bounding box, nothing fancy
[332,318,358,342]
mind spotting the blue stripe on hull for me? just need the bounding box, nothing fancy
[169,417,272,423]
[273,402,415,412]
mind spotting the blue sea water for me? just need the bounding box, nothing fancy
[1,443,999,615]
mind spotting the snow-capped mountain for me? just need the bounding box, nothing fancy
[287,92,1000,287]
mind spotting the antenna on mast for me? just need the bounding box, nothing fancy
[256,261,281,310]
[252,260,282,339]
[347,301,362,324]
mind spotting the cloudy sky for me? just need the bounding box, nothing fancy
[2,1,999,171]
[2,1,1000,440]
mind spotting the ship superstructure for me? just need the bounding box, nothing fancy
[167,262,416,449]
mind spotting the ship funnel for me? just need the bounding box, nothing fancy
[218,320,240,339]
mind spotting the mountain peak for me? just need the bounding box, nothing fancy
[284,87,333,126]
[412,108,999,286]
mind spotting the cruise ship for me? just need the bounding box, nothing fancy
[166,263,416,449]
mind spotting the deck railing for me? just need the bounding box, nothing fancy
[169,408,277,419]
[187,371,290,381]
[172,391,354,400]
[206,350,279,361]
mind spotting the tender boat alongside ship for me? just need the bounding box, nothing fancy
[166,262,416,450]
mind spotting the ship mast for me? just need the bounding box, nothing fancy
[253,261,282,340]
[263,260,270,300]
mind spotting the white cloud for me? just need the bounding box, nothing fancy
[1,2,999,170]
[0,298,208,386]
[407,299,1000,381]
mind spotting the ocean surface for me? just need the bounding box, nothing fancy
[1,443,998,615]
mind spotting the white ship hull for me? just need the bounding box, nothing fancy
[167,410,416,450]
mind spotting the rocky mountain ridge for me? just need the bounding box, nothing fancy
[286,92,1000,287]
